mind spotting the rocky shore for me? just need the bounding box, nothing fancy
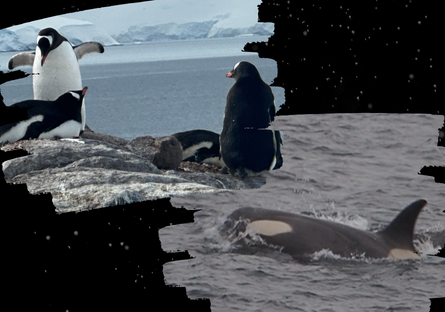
[1,125,266,213]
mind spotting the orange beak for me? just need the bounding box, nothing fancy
[41,55,47,66]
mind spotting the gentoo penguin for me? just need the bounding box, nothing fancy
[172,129,225,167]
[220,61,283,180]
[8,27,104,131]
[0,87,87,144]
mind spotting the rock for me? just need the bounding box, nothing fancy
[178,161,222,174]
[1,130,267,213]
[80,124,128,147]
[82,125,182,170]
[127,135,182,170]
[2,138,161,180]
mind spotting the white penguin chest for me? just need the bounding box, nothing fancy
[33,42,82,101]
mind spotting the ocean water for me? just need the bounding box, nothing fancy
[1,38,444,311]
[0,35,284,139]
[167,113,445,312]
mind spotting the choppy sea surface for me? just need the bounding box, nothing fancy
[1,37,444,311]
[168,113,445,312]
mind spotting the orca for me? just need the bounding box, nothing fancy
[221,199,427,260]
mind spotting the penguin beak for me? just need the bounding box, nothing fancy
[226,71,233,78]
[41,55,47,66]
[82,87,88,96]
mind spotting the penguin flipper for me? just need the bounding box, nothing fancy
[21,119,50,140]
[74,42,105,60]
[8,52,35,69]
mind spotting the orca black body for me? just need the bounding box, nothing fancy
[222,199,427,260]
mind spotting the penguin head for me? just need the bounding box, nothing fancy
[56,87,88,105]
[37,28,68,66]
[226,61,261,81]
[69,87,88,101]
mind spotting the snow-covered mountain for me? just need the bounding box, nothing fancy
[1,17,120,52]
[0,0,273,52]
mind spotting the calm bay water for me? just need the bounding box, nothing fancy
[0,36,283,139]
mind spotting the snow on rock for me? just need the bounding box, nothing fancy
[1,16,120,52]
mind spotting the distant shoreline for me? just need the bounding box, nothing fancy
[0,36,271,67]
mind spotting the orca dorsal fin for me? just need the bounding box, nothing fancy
[8,52,36,70]
[73,42,105,60]
[378,199,427,251]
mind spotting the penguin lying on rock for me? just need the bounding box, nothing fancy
[220,61,283,180]
[8,27,104,132]
[172,129,225,168]
[0,87,88,144]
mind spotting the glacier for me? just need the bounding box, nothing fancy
[1,16,120,52]
[114,20,273,43]
[0,0,273,52]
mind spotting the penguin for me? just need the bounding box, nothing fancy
[0,87,88,144]
[172,129,225,168]
[8,27,104,132]
[220,61,283,180]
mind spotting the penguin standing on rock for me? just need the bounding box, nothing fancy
[0,87,88,144]
[220,61,283,180]
[8,27,104,132]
